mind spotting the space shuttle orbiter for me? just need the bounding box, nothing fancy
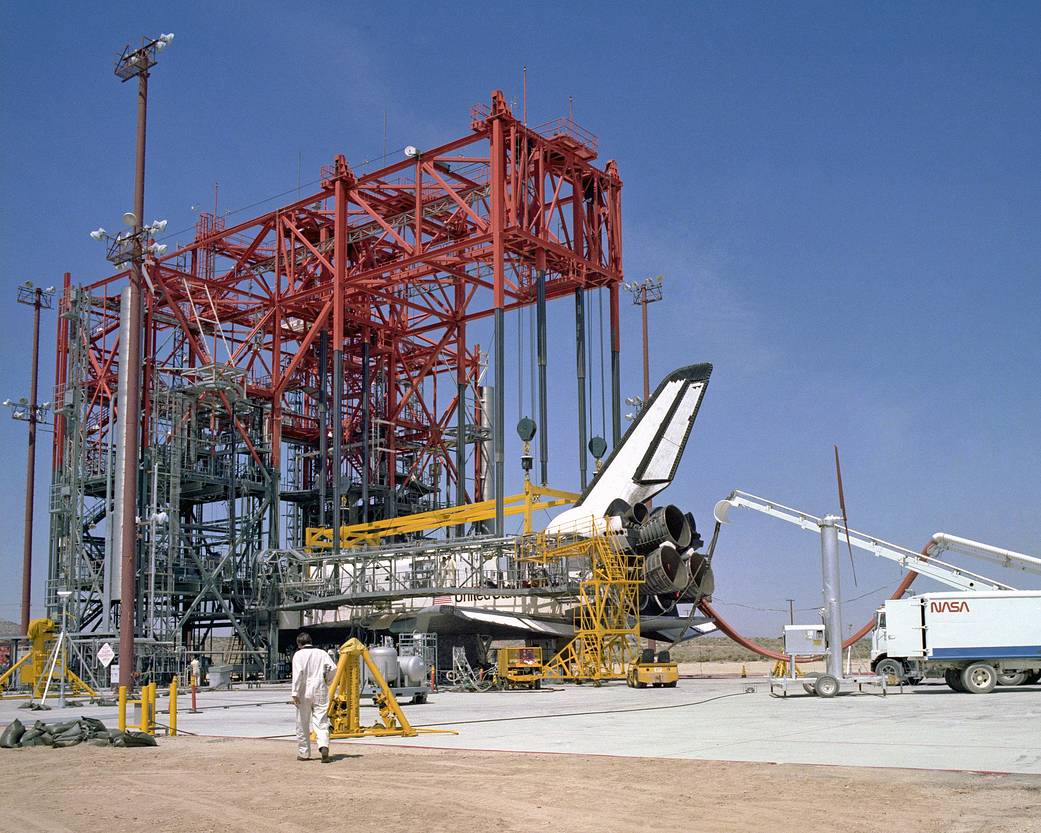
[546,363,712,537]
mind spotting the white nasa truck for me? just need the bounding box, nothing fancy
[871,591,1041,693]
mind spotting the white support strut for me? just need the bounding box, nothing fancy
[713,490,1019,593]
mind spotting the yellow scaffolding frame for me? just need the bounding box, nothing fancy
[527,524,642,683]
[304,484,578,549]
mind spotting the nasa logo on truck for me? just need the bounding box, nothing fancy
[929,600,970,613]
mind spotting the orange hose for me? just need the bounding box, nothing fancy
[697,541,933,660]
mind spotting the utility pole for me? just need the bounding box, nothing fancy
[7,283,54,634]
[623,276,664,650]
[786,598,795,626]
[110,32,174,685]
[623,275,664,411]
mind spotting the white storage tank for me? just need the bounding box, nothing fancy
[398,654,427,685]
[367,645,399,685]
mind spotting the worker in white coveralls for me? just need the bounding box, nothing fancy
[291,631,337,762]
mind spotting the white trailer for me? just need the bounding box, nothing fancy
[871,591,1041,693]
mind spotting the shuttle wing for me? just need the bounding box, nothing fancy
[546,363,711,535]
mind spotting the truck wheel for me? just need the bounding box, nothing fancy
[961,663,997,694]
[1022,671,1041,686]
[814,675,840,698]
[802,683,817,695]
[874,658,905,685]
[944,669,965,692]
[997,671,1027,687]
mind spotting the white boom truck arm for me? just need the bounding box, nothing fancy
[714,490,1041,694]
[711,490,1041,591]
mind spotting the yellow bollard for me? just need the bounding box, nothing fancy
[741,664,747,678]
[148,683,157,734]
[140,685,148,733]
[118,685,127,731]
[169,677,178,736]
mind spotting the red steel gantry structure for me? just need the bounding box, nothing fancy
[48,91,625,674]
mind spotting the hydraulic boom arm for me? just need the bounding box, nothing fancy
[713,490,1020,592]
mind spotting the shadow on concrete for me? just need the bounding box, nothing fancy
[907,685,1041,696]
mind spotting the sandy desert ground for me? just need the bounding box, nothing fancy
[2,736,1040,833]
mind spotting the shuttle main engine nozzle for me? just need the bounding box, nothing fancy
[627,504,691,554]
[643,543,684,594]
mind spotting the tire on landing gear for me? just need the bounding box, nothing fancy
[944,668,966,692]
[961,662,997,694]
[814,674,840,698]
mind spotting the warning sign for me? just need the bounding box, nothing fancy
[96,642,115,668]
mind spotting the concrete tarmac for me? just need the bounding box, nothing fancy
[2,677,1039,774]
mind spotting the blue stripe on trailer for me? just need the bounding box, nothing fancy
[930,645,1041,660]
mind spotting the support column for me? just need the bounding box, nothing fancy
[536,267,548,485]
[494,310,505,534]
[491,108,506,536]
[455,281,467,529]
[268,278,282,550]
[386,340,398,519]
[575,289,588,490]
[361,335,370,524]
[819,516,844,679]
[609,282,621,446]
[317,331,329,527]
[331,175,346,559]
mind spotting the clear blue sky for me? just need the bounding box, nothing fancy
[1,1,1039,635]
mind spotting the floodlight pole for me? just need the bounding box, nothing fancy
[18,286,48,634]
[625,276,664,650]
[114,35,168,685]
[625,276,664,408]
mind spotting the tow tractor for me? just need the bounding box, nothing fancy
[626,649,679,688]
[495,646,544,689]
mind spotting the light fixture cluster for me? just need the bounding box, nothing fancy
[3,397,52,423]
[89,216,170,266]
[623,274,664,299]
[114,33,175,81]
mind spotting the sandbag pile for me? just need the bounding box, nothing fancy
[0,717,157,749]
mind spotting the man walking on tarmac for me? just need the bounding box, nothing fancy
[291,631,337,762]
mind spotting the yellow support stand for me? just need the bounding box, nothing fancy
[326,638,455,739]
[0,618,97,699]
[771,660,804,678]
[533,524,642,683]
